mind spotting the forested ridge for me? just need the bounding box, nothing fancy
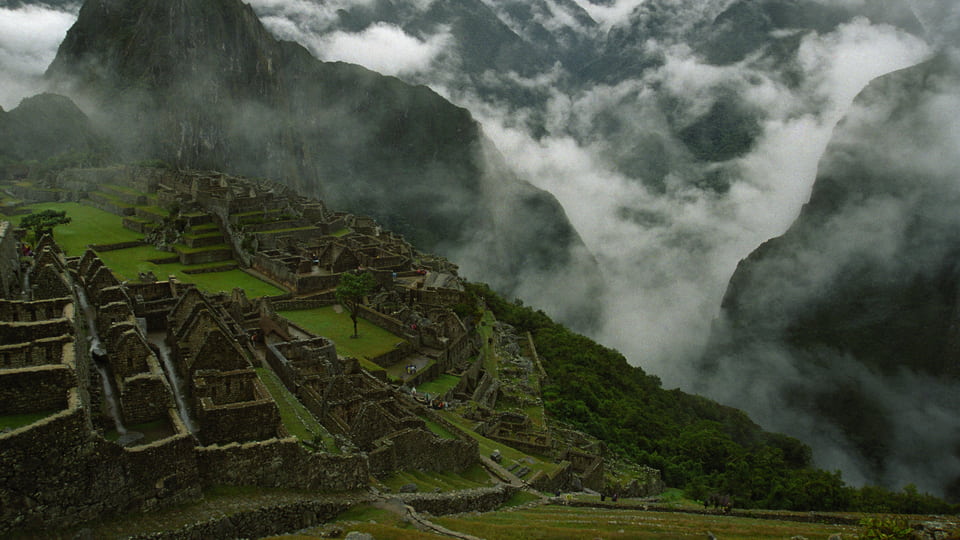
[467,283,958,513]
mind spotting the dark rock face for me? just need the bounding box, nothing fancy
[705,51,960,498]
[43,0,596,312]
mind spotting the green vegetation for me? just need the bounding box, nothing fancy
[0,410,59,431]
[433,506,861,540]
[377,464,492,493]
[11,202,142,254]
[20,209,71,240]
[278,306,404,363]
[467,283,959,514]
[415,374,460,397]
[335,271,378,338]
[97,246,283,298]
[859,516,915,540]
[255,368,337,452]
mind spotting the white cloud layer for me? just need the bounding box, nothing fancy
[0,4,78,109]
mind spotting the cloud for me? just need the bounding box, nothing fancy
[250,0,451,77]
[0,3,78,109]
[306,23,451,76]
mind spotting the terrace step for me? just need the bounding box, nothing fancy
[183,232,225,248]
[173,244,233,265]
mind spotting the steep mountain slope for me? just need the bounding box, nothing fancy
[705,51,960,499]
[43,0,599,324]
[0,93,103,162]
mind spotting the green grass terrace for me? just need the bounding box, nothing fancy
[7,202,285,298]
[278,306,406,373]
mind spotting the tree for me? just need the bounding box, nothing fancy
[20,209,71,241]
[335,271,377,338]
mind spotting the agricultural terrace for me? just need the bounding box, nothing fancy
[7,202,284,297]
[278,306,406,371]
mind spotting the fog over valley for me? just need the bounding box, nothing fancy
[2,0,958,499]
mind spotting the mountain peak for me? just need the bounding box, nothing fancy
[48,0,280,95]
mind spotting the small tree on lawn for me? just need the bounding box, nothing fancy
[336,270,377,338]
[20,209,71,241]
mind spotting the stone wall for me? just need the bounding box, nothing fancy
[0,318,73,343]
[196,392,281,445]
[368,342,413,368]
[0,335,72,369]
[529,461,577,493]
[121,372,174,425]
[127,499,354,540]
[0,365,74,414]
[0,297,72,321]
[0,221,19,299]
[89,240,146,252]
[179,247,232,265]
[0,391,202,534]
[397,484,518,516]
[367,427,478,476]
[295,273,341,294]
[196,438,368,491]
[271,298,336,311]
[358,305,412,340]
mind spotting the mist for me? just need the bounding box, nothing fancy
[0,3,77,110]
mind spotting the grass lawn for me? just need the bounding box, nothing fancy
[255,367,338,453]
[278,307,405,362]
[96,246,284,298]
[0,410,60,431]
[415,374,460,398]
[12,202,143,255]
[433,506,861,540]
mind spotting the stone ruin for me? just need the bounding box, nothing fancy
[0,165,642,534]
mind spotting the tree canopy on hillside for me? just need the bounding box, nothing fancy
[465,282,957,514]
